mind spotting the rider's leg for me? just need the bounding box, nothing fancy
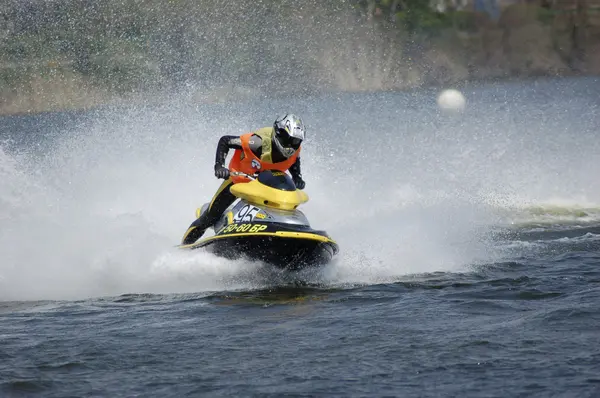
[181,179,236,245]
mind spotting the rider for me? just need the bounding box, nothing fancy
[181,114,306,245]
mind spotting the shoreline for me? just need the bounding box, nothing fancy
[2,74,596,119]
[2,2,599,117]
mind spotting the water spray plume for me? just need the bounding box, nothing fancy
[0,79,599,301]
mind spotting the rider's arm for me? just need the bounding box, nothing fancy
[289,156,302,179]
[215,135,242,167]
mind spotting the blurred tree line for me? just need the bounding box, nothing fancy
[3,0,320,94]
[0,0,480,94]
[0,0,598,113]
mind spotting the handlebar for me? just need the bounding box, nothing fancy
[229,171,256,180]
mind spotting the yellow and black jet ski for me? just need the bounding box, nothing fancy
[178,170,339,269]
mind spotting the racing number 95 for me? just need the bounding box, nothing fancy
[233,205,260,223]
[220,223,268,234]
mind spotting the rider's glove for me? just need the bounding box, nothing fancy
[214,164,230,180]
[293,176,306,190]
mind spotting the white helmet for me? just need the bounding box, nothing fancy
[273,114,305,158]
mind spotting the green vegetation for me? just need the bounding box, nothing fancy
[0,0,598,114]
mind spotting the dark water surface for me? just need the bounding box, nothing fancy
[1,77,600,397]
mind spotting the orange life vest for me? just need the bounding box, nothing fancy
[229,130,300,184]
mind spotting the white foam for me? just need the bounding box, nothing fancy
[1,85,599,300]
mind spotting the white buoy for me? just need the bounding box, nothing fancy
[437,89,466,112]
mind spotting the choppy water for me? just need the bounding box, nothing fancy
[1,77,600,397]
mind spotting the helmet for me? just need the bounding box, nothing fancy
[273,114,305,158]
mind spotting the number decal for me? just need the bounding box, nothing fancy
[219,223,268,235]
[233,205,260,223]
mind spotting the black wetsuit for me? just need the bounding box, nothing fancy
[181,135,303,245]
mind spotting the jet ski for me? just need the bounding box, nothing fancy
[178,170,339,269]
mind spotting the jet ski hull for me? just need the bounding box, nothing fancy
[179,224,338,270]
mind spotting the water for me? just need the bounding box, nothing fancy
[1,77,600,397]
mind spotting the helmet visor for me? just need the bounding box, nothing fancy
[276,128,302,149]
